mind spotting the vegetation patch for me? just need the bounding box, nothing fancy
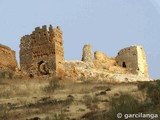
[42,77,64,95]
[138,80,160,105]
[0,69,14,80]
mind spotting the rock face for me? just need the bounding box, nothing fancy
[20,25,64,77]
[64,60,93,80]
[0,44,18,71]
[64,60,149,82]
[116,46,148,77]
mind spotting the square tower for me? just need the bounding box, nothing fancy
[20,25,64,77]
[115,46,148,78]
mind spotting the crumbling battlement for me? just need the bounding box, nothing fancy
[0,44,18,71]
[19,25,149,80]
[116,46,148,77]
[93,51,128,74]
[20,25,64,77]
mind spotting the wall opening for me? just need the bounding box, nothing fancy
[122,62,126,68]
[38,61,49,75]
[38,61,44,74]
[29,73,34,78]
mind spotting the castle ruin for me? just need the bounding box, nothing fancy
[17,25,149,81]
[116,46,148,77]
[20,25,64,77]
[0,44,18,71]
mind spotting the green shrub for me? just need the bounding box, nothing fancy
[138,80,160,105]
[82,94,100,105]
[0,69,6,80]
[44,116,50,120]
[44,111,66,120]
[0,69,14,80]
[43,77,63,95]
[0,105,8,120]
[52,110,65,120]
[84,92,159,120]
[137,81,151,91]
[8,72,13,79]
[108,93,142,120]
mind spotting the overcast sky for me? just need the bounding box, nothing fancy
[0,0,160,79]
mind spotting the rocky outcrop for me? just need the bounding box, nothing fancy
[0,44,18,71]
[64,61,150,82]
[64,60,94,80]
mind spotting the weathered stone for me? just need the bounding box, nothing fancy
[0,44,18,71]
[39,61,49,75]
[115,46,148,78]
[18,25,149,81]
[94,51,128,74]
[94,51,110,61]
[64,45,150,82]
[81,44,94,69]
[20,25,64,77]
[82,44,94,66]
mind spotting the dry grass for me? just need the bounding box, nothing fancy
[0,79,47,99]
[0,78,158,120]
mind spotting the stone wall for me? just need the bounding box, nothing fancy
[115,46,148,77]
[64,45,129,81]
[20,25,64,77]
[19,25,149,81]
[0,44,18,71]
[94,51,128,74]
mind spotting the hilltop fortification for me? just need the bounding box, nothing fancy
[4,24,149,82]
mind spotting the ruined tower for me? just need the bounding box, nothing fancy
[82,44,94,68]
[115,46,148,78]
[0,44,18,71]
[20,25,64,77]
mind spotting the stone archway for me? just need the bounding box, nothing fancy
[38,61,49,75]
